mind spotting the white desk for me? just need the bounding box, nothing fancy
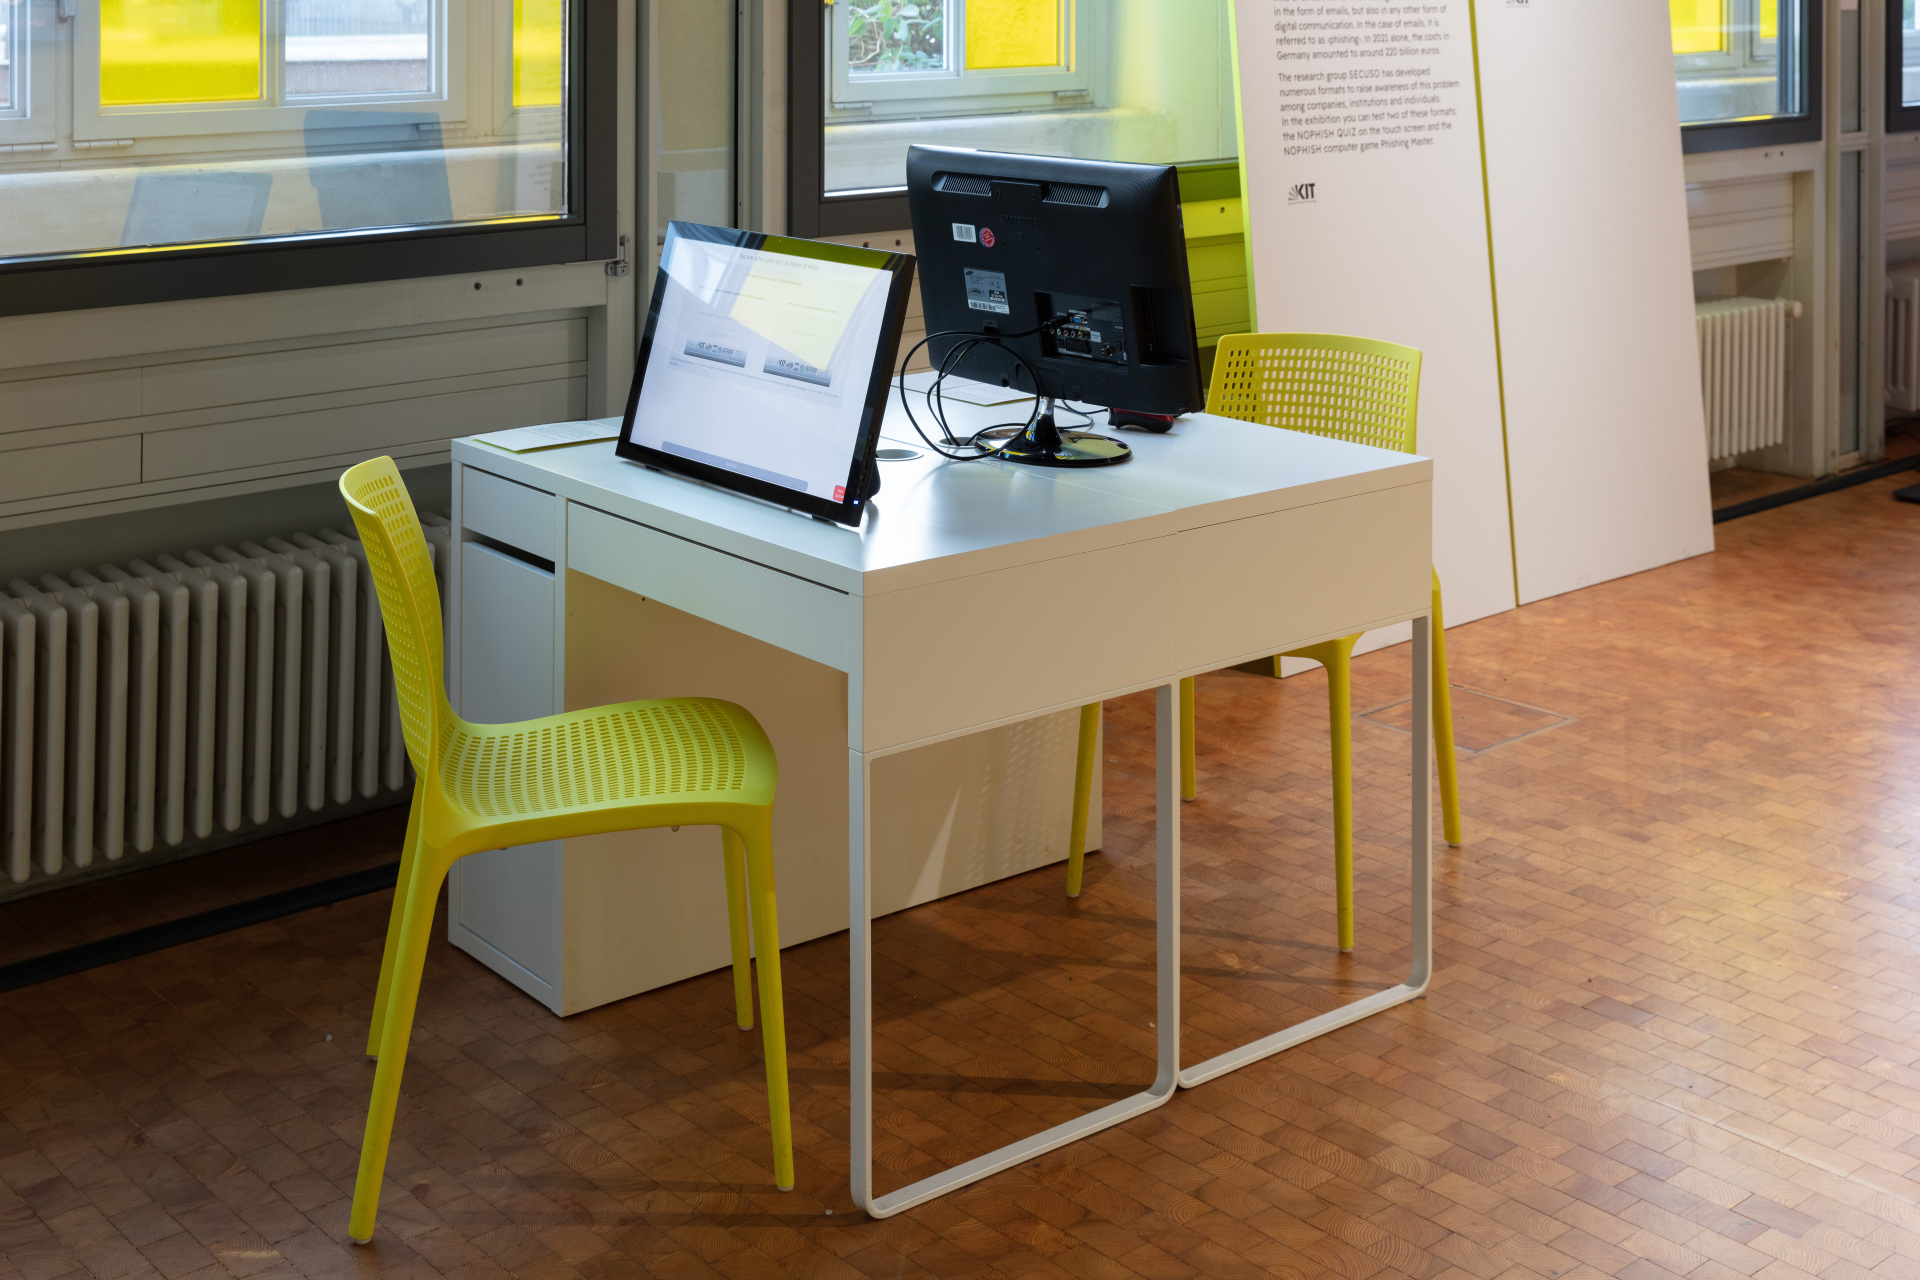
[444,396,1434,1217]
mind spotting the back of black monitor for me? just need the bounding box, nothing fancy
[905,145,1203,421]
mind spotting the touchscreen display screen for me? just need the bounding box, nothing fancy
[619,223,912,524]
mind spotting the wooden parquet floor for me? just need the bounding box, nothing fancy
[6,476,1920,1280]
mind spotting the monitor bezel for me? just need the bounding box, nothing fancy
[616,221,916,528]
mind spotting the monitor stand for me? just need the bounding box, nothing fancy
[977,398,1131,468]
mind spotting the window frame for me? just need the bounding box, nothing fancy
[0,0,56,146]
[0,0,613,318]
[74,0,463,142]
[1887,0,1920,133]
[1681,0,1822,154]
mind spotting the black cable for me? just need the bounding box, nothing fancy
[895,322,1063,461]
[900,331,1043,459]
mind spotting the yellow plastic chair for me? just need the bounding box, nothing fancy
[341,457,792,1244]
[1065,335,1463,952]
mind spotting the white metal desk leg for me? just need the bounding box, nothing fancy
[1177,615,1435,1088]
[1408,615,1434,993]
[848,746,876,1212]
[850,685,1182,1219]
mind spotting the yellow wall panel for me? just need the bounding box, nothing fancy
[966,0,1059,71]
[1670,0,1726,55]
[515,0,565,108]
[1761,0,1777,41]
[100,0,259,106]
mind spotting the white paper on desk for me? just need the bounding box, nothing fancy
[896,371,1031,407]
[473,419,621,452]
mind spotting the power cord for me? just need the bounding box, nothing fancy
[895,321,1066,461]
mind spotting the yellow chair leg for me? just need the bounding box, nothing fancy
[1285,635,1360,953]
[1323,642,1357,953]
[366,784,426,1058]
[1179,676,1196,802]
[739,820,795,1191]
[349,847,451,1243]
[1066,703,1100,898]
[1431,572,1463,848]
[722,828,755,1030]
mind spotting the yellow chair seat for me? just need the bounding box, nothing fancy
[434,697,774,845]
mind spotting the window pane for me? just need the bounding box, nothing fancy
[848,0,947,75]
[1670,0,1725,55]
[101,0,261,106]
[286,0,430,98]
[655,0,734,235]
[826,1,1231,195]
[2,0,567,262]
[1,6,13,112]
[1903,0,1920,108]
[966,0,1057,70]
[1672,0,1805,126]
[513,0,563,107]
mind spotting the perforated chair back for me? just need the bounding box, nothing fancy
[1207,333,1422,454]
[340,456,444,772]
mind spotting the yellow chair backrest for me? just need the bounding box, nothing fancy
[1206,332,1423,455]
[340,456,445,772]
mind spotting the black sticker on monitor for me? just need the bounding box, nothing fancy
[964,267,1010,314]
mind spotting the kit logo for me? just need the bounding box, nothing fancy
[979,226,997,248]
[1288,182,1317,204]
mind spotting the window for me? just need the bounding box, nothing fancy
[1674,0,1820,152]
[825,0,1095,196]
[0,0,52,147]
[792,0,1237,236]
[1,0,19,113]
[653,0,736,239]
[1887,1,1920,132]
[0,0,614,316]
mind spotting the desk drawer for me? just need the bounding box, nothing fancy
[567,503,859,674]
[463,465,557,562]
[1176,480,1431,667]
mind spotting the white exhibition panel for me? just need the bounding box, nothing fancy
[1476,2,1713,602]
[1231,0,1516,629]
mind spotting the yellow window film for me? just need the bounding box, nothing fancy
[1760,0,1777,41]
[101,0,259,106]
[1670,0,1725,56]
[514,0,564,108]
[966,0,1059,71]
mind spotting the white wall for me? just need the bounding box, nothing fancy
[1477,1,1712,602]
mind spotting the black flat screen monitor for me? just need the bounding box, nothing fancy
[905,145,1203,466]
[616,222,915,526]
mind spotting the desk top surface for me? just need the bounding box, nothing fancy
[452,385,1431,597]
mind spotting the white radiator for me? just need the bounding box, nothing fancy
[1695,297,1797,462]
[1889,264,1920,412]
[0,515,449,890]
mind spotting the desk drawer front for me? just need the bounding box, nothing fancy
[864,536,1179,751]
[1176,481,1431,668]
[464,466,557,562]
[567,504,859,673]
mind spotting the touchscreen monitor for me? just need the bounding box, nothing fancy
[616,222,915,526]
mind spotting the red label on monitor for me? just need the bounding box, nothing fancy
[833,485,846,501]
[980,227,996,248]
